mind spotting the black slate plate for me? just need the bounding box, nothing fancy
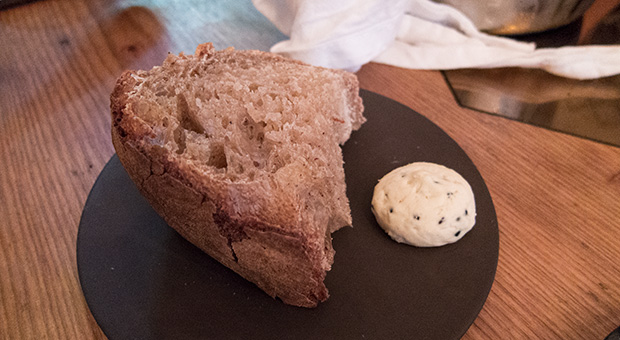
[77,90,499,339]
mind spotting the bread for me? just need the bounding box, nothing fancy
[110,43,365,307]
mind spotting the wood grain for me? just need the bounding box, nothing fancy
[1,0,619,339]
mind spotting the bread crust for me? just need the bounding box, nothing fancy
[110,43,364,307]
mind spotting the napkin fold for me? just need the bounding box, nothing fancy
[252,0,620,80]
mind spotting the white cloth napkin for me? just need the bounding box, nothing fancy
[252,0,620,80]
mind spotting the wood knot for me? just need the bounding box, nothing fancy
[99,6,169,68]
[609,170,620,184]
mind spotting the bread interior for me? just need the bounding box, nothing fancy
[127,50,351,187]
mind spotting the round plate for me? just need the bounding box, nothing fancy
[77,90,499,339]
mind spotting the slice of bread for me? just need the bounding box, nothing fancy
[110,43,365,307]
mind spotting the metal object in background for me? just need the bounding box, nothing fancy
[442,3,620,147]
[434,0,595,35]
[443,68,620,147]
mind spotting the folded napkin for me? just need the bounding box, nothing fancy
[252,0,620,80]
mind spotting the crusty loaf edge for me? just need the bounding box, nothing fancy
[110,44,364,307]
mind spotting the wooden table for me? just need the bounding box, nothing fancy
[1,0,619,338]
